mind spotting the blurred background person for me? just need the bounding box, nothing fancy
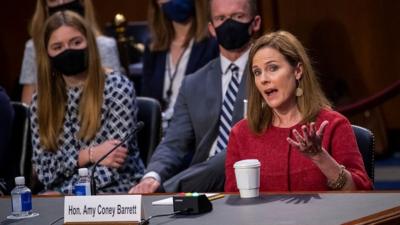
[141,0,219,131]
[19,0,122,104]
[225,31,372,192]
[31,11,143,194]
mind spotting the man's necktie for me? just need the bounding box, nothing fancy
[213,63,240,155]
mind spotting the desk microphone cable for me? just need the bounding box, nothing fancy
[49,216,64,225]
[139,208,192,225]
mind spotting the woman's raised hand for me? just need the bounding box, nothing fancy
[287,120,329,157]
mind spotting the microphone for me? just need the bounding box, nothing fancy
[90,121,144,195]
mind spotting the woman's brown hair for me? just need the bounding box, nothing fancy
[148,0,209,51]
[29,0,101,50]
[36,11,104,151]
[247,31,331,134]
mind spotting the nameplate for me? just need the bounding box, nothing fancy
[64,195,142,224]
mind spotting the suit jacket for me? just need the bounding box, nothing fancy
[141,37,219,108]
[146,57,248,192]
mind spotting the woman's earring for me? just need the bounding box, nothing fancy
[296,87,303,97]
[295,80,303,97]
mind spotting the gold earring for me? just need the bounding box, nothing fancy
[295,79,303,97]
[296,87,303,97]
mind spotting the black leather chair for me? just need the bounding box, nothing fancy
[136,97,162,166]
[352,125,375,182]
[7,102,32,186]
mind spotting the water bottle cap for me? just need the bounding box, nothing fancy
[78,168,89,176]
[15,176,25,185]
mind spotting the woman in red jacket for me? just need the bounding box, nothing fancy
[225,31,372,192]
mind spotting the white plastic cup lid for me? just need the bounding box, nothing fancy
[78,168,89,176]
[233,159,261,169]
[15,176,25,185]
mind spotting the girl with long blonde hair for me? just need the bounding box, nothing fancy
[31,11,143,194]
[19,0,121,104]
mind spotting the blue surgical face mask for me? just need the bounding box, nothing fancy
[161,0,194,23]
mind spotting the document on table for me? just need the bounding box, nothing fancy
[152,193,222,205]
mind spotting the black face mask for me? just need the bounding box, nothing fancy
[50,48,88,76]
[215,18,254,50]
[48,0,85,16]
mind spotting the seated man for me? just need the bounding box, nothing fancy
[130,0,261,193]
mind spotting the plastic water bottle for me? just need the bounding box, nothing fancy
[11,176,32,217]
[74,168,91,196]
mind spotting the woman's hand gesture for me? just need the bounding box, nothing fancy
[287,120,329,157]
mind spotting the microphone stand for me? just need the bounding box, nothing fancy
[90,121,144,195]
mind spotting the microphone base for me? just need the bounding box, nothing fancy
[173,194,213,214]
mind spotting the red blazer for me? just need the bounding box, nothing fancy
[225,109,373,192]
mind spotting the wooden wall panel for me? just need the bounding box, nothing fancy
[93,0,148,29]
[0,1,36,99]
[259,0,400,129]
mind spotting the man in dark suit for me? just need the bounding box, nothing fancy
[130,0,261,193]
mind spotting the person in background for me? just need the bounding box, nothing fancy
[0,86,14,195]
[20,0,121,104]
[31,11,144,194]
[142,0,219,131]
[225,31,373,192]
[130,0,261,193]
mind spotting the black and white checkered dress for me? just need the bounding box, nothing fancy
[31,72,144,194]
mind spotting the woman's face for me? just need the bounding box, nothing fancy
[47,25,87,57]
[46,0,75,8]
[252,47,302,112]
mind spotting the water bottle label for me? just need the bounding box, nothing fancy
[11,192,32,212]
[74,184,91,196]
[21,192,32,211]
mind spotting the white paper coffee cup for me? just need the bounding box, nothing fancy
[233,159,261,198]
